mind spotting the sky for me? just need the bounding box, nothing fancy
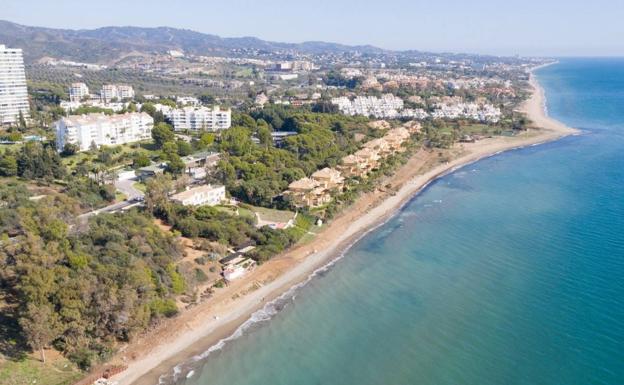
[4,0,624,57]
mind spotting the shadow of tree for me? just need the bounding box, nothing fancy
[0,291,28,361]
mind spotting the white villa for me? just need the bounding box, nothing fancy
[170,184,226,206]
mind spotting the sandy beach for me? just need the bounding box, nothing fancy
[111,69,578,385]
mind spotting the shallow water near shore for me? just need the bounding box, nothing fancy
[166,59,624,385]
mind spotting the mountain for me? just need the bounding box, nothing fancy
[0,20,385,64]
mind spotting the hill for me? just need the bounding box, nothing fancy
[0,20,385,64]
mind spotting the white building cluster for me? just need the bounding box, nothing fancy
[430,102,502,123]
[167,106,231,132]
[331,94,405,118]
[332,93,502,123]
[0,44,30,125]
[55,112,154,152]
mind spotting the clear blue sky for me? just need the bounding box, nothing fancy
[5,0,624,56]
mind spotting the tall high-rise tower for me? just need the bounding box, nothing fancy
[0,44,30,125]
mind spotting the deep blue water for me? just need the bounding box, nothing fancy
[172,59,624,385]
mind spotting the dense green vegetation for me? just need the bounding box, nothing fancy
[213,107,375,207]
[0,193,184,369]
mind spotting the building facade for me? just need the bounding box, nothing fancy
[168,106,231,132]
[55,112,153,151]
[0,44,30,125]
[170,184,226,206]
[101,84,135,102]
[69,82,89,103]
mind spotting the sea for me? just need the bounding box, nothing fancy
[165,58,624,385]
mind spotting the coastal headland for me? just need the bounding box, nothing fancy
[112,69,578,385]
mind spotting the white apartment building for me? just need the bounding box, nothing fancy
[168,106,231,132]
[55,112,153,151]
[170,184,226,206]
[69,82,89,102]
[101,84,135,102]
[0,44,30,125]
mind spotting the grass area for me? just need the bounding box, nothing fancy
[460,123,505,136]
[0,355,82,385]
[250,206,295,223]
[132,182,147,192]
[61,141,155,170]
[115,191,127,202]
[213,205,256,221]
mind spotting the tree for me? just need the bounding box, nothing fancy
[220,127,253,156]
[166,154,186,176]
[0,154,18,176]
[61,143,79,157]
[257,125,272,148]
[176,140,192,156]
[152,123,175,149]
[161,141,179,161]
[195,133,215,150]
[145,174,173,215]
[19,303,58,363]
[18,111,27,132]
[132,153,151,168]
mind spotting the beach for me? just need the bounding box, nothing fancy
[112,70,577,385]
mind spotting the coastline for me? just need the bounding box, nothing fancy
[113,68,578,385]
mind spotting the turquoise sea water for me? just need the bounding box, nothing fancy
[169,59,624,385]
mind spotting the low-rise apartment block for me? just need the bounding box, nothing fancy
[170,184,226,206]
[284,177,332,208]
[69,82,89,102]
[55,112,153,151]
[310,167,345,190]
[101,84,135,102]
[167,106,231,132]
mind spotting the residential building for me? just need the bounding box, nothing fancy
[285,178,331,208]
[136,164,165,181]
[383,127,411,152]
[311,168,344,190]
[354,148,381,170]
[69,82,89,102]
[338,154,368,178]
[220,254,257,282]
[0,44,29,125]
[168,106,231,132]
[55,112,153,151]
[363,138,391,156]
[101,84,135,102]
[170,184,226,207]
[181,151,220,180]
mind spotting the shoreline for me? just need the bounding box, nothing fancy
[113,67,578,385]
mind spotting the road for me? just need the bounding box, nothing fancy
[78,177,145,220]
[115,178,144,201]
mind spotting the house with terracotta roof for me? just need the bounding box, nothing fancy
[354,147,381,171]
[363,137,391,156]
[402,120,422,133]
[311,167,345,190]
[338,154,367,178]
[284,177,331,208]
[383,127,411,152]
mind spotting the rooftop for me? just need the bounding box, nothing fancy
[311,167,342,180]
[170,184,224,201]
[288,177,319,191]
